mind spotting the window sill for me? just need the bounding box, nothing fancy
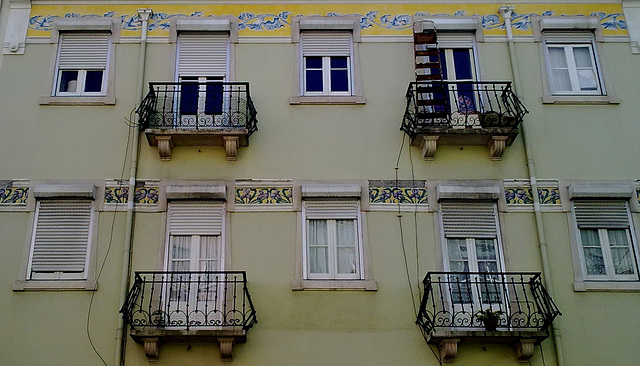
[542,94,620,105]
[290,96,366,105]
[39,96,116,106]
[574,280,640,292]
[13,280,97,291]
[292,279,377,291]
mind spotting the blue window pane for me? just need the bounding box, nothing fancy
[453,49,473,80]
[330,57,348,68]
[84,71,104,92]
[330,70,348,92]
[306,70,323,92]
[306,57,322,69]
[59,70,78,92]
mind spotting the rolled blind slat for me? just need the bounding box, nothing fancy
[178,33,229,77]
[58,33,110,69]
[441,201,497,238]
[305,200,358,219]
[574,200,630,228]
[30,200,92,273]
[301,31,352,56]
[169,202,224,235]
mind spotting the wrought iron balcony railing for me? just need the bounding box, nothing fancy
[120,271,257,331]
[401,81,528,138]
[137,82,258,135]
[417,272,560,334]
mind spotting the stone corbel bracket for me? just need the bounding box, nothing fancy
[420,136,439,160]
[133,333,245,362]
[488,136,509,160]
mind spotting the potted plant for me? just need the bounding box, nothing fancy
[475,309,504,331]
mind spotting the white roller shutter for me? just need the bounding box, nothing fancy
[573,200,630,229]
[304,199,359,220]
[29,200,93,277]
[168,202,224,235]
[301,31,352,57]
[544,31,593,44]
[440,201,498,238]
[177,33,229,77]
[57,33,110,70]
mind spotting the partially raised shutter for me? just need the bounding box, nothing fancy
[177,33,229,77]
[58,33,110,70]
[29,200,93,277]
[168,202,224,235]
[301,31,352,56]
[574,200,630,229]
[304,199,359,220]
[440,201,497,238]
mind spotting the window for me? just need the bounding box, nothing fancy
[303,200,362,280]
[27,199,94,280]
[40,18,119,105]
[54,33,110,96]
[572,200,638,281]
[439,198,505,306]
[301,32,352,96]
[545,42,602,95]
[533,16,618,104]
[291,16,364,104]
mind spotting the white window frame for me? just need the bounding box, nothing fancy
[533,15,619,105]
[14,184,98,291]
[544,41,603,96]
[302,200,364,280]
[300,32,353,97]
[571,200,640,283]
[290,16,365,105]
[40,18,120,106]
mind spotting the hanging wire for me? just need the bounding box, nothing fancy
[86,113,135,366]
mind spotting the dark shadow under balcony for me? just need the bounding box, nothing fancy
[401,81,528,160]
[137,82,258,161]
[120,271,257,362]
[416,272,560,363]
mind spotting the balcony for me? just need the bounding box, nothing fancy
[401,81,528,160]
[137,82,258,161]
[120,271,257,362]
[416,272,560,363]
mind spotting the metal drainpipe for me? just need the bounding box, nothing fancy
[499,6,565,366]
[114,8,152,366]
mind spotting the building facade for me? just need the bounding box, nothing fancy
[1,1,639,365]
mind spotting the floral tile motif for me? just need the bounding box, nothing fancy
[0,187,28,204]
[104,187,129,204]
[235,187,293,204]
[135,187,159,204]
[369,187,428,204]
[636,188,640,205]
[505,187,534,204]
[28,9,626,33]
[538,188,561,205]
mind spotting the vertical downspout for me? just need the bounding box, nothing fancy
[114,8,152,366]
[499,6,565,366]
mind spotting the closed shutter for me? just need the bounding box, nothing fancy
[29,200,93,277]
[301,31,352,56]
[574,200,630,229]
[168,202,224,235]
[440,201,498,238]
[437,33,476,49]
[304,199,359,220]
[177,33,229,77]
[544,31,593,44]
[58,33,110,70]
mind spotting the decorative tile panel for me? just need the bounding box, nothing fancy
[0,187,28,204]
[636,188,640,206]
[135,187,159,204]
[538,188,561,205]
[235,187,293,204]
[369,180,428,205]
[504,187,534,205]
[104,186,128,204]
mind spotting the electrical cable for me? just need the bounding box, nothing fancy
[86,113,134,365]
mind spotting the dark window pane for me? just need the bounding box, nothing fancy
[306,57,323,69]
[330,70,348,92]
[59,70,78,92]
[330,56,348,68]
[306,70,323,92]
[84,71,104,92]
[453,49,473,80]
